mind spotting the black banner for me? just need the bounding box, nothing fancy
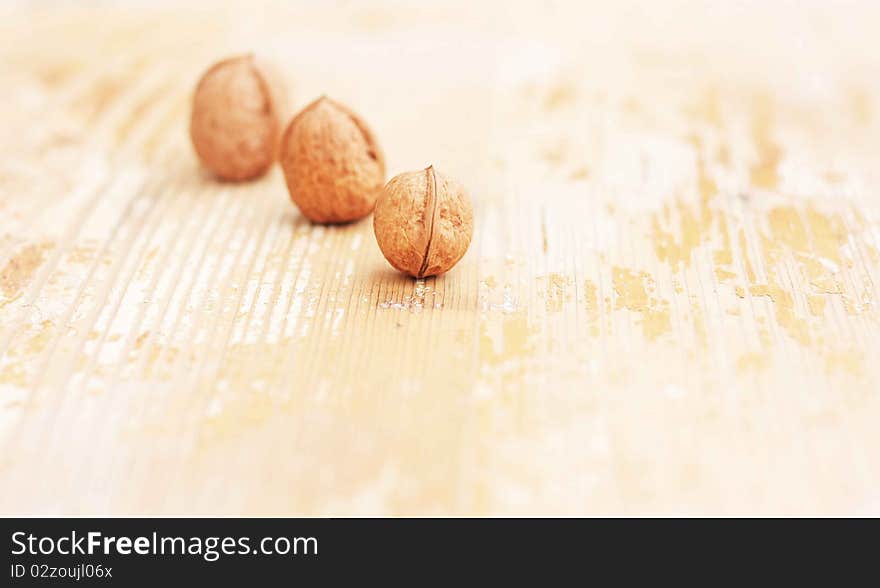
[1,518,871,584]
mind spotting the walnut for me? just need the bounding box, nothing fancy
[189,55,286,181]
[279,96,385,223]
[373,166,474,278]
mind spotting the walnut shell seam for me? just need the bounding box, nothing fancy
[417,165,439,278]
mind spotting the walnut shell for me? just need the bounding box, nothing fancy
[279,96,385,223]
[190,55,286,181]
[373,166,474,278]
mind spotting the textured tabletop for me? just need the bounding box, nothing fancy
[1,1,879,515]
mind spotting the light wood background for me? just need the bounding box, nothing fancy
[1,0,879,515]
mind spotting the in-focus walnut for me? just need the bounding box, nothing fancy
[279,96,385,223]
[373,166,474,278]
[190,54,287,181]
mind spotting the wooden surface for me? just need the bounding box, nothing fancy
[1,1,879,515]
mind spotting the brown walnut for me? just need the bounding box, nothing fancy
[189,55,286,181]
[373,166,474,278]
[279,96,385,223]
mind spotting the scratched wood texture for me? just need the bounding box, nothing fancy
[1,1,879,515]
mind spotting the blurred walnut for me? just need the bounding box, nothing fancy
[190,55,287,181]
[373,166,474,278]
[279,96,385,223]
